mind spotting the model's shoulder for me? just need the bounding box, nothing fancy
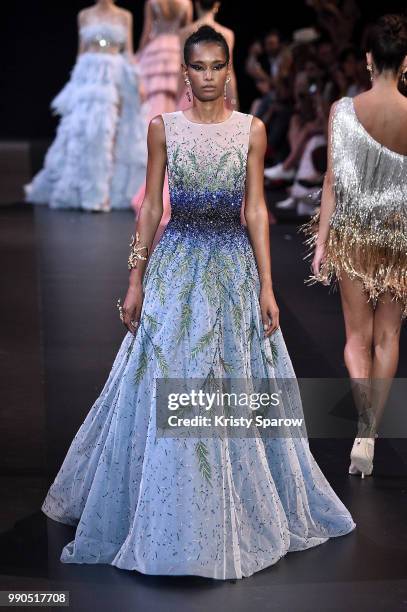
[160,111,182,124]
[233,110,257,124]
[79,6,92,16]
[148,115,166,136]
[216,24,234,44]
[149,114,166,128]
[333,96,351,112]
[327,97,350,127]
[117,7,132,23]
[242,113,265,135]
[78,7,92,23]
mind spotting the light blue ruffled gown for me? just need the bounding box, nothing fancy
[25,22,147,211]
[41,110,356,579]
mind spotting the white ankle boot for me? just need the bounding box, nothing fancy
[349,435,377,478]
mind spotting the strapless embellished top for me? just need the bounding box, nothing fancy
[302,95,407,315]
[80,22,127,52]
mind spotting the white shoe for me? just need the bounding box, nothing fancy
[264,163,296,181]
[275,196,296,210]
[348,436,376,478]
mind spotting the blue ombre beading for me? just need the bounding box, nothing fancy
[162,110,250,245]
[168,186,243,236]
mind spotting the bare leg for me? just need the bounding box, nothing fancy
[338,271,374,378]
[370,292,403,433]
[338,271,374,435]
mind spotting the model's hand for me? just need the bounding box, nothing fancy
[137,79,147,103]
[312,243,329,284]
[122,282,144,335]
[260,286,280,336]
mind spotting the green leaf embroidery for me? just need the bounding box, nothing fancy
[144,313,160,334]
[191,327,216,359]
[135,350,148,384]
[220,356,234,373]
[195,440,212,485]
[270,340,279,363]
[174,257,191,279]
[201,266,218,307]
[262,350,275,368]
[247,322,256,345]
[214,151,232,179]
[178,280,195,301]
[231,302,243,331]
[153,273,166,305]
[176,303,192,344]
[153,344,169,378]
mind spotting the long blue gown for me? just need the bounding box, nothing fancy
[41,109,356,579]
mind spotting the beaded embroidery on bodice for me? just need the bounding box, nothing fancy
[162,110,253,236]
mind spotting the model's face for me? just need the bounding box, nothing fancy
[183,42,230,102]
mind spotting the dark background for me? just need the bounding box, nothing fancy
[2,0,407,139]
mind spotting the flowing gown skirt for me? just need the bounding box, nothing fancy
[25,52,147,211]
[41,220,356,579]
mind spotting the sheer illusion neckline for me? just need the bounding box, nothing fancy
[349,97,407,159]
[180,110,236,126]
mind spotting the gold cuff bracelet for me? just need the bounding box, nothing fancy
[128,232,149,270]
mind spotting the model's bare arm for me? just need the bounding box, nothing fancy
[121,116,167,333]
[183,1,193,26]
[137,0,153,52]
[124,11,134,57]
[312,101,337,278]
[245,117,279,335]
[77,10,86,55]
[225,31,239,110]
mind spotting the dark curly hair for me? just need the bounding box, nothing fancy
[183,24,230,64]
[366,13,407,74]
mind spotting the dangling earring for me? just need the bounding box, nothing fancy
[224,76,231,100]
[366,63,374,83]
[184,77,191,102]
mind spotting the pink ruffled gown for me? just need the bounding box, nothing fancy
[133,0,192,250]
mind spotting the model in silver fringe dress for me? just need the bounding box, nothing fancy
[303,95,407,309]
[301,13,407,479]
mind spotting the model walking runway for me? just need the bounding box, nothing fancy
[40,25,355,580]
